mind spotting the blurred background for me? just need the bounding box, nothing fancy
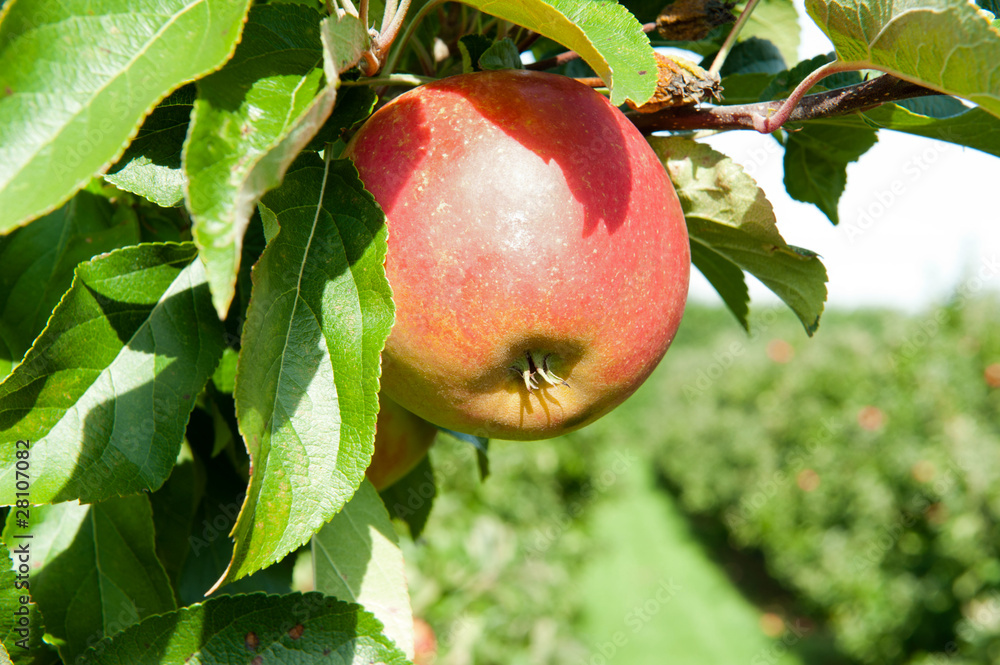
[397,298,1000,665]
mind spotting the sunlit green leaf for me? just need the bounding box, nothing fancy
[77,592,409,665]
[651,136,827,333]
[0,243,225,504]
[103,87,196,208]
[313,480,414,659]
[0,0,254,231]
[463,0,657,105]
[0,191,140,377]
[806,0,1000,117]
[783,123,879,225]
[1,497,175,664]
[186,4,369,318]
[217,154,393,589]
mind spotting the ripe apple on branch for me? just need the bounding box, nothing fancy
[347,69,690,443]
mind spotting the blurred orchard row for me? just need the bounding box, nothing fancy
[369,292,1000,665]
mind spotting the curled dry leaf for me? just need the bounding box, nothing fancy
[627,53,722,112]
[656,0,737,42]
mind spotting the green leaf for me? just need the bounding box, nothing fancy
[713,36,786,76]
[650,136,827,333]
[616,0,667,24]
[783,122,879,224]
[806,0,1000,117]
[0,540,55,665]
[1,496,175,664]
[148,450,205,588]
[103,88,195,208]
[743,0,800,67]
[313,480,414,659]
[211,348,239,394]
[689,241,750,330]
[380,454,436,539]
[0,243,225,504]
[479,38,524,71]
[306,85,379,151]
[187,4,369,319]
[160,433,295,604]
[814,103,1000,159]
[458,34,496,73]
[77,592,409,665]
[218,154,393,589]
[717,72,777,104]
[0,191,140,377]
[463,0,657,105]
[475,440,490,481]
[0,0,254,232]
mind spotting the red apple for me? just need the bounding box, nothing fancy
[346,69,689,440]
[367,393,437,491]
[412,617,437,665]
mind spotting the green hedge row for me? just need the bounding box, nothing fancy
[648,296,1000,664]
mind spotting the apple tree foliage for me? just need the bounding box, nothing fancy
[0,0,998,660]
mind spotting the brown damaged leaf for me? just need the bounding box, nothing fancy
[627,53,722,112]
[656,0,736,42]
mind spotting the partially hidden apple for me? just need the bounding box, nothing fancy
[346,69,689,441]
[367,393,437,491]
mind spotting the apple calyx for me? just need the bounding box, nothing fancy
[510,350,570,392]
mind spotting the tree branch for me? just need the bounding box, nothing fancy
[628,75,941,134]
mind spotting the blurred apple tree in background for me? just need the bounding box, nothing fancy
[401,294,1000,664]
